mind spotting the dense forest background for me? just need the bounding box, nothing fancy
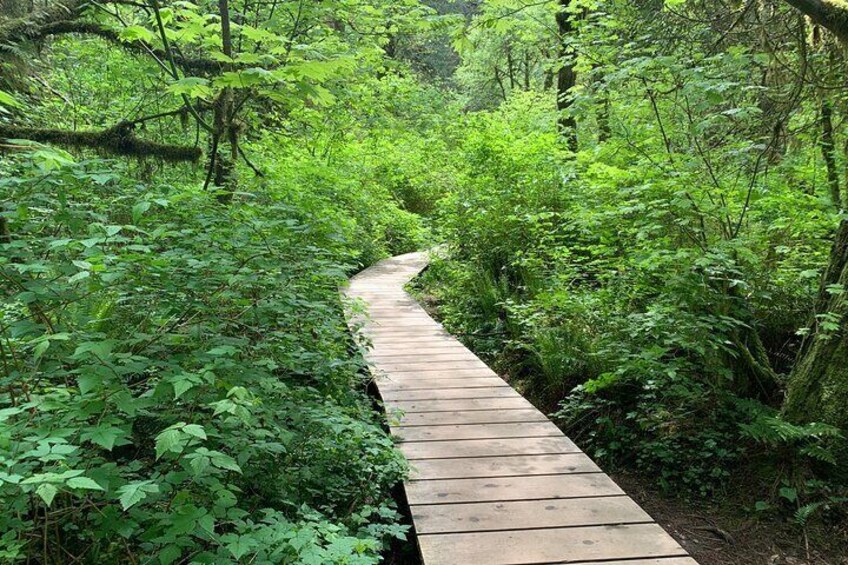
[2,0,848,563]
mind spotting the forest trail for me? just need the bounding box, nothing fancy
[344,252,699,565]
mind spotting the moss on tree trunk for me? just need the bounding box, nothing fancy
[783,219,848,429]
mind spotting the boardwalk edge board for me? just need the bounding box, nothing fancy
[343,251,697,565]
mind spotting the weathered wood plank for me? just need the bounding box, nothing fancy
[369,352,481,363]
[551,557,698,565]
[408,453,600,480]
[416,524,688,565]
[367,346,471,357]
[399,436,581,460]
[384,396,535,413]
[365,313,442,329]
[404,473,622,505]
[361,330,454,340]
[411,496,650,534]
[393,421,562,442]
[380,386,519,402]
[373,359,491,372]
[377,367,499,379]
[397,408,548,426]
[377,377,509,391]
[365,339,463,349]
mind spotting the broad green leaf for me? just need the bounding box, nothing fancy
[67,477,104,491]
[117,481,159,510]
[33,340,50,362]
[73,341,116,360]
[158,544,182,565]
[36,484,58,507]
[209,451,241,473]
[119,25,156,43]
[81,426,126,451]
[132,201,151,223]
[182,424,206,439]
[154,428,184,459]
[214,68,274,89]
[223,535,256,560]
[77,373,101,395]
[167,77,213,99]
[171,373,200,399]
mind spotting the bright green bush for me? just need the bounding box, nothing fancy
[0,146,416,563]
[422,85,843,499]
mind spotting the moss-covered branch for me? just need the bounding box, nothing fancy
[1,18,224,74]
[0,122,202,162]
[0,1,86,44]
[784,0,848,43]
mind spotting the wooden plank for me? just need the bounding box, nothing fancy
[365,315,438,324]
[367,346,470,357]
[362,330,454,339]
[380,386,519,402]
[416,524,687,565]
[365,324,446,332]
[348,301,421,310]
[404,473,622,505]
[411,496,650,534]
[385,396,535,413]
[369,353,480,363]
[358,317,439,325]
[409,453,601,480]
[554,560,698,565]
[377,377,508,391]
[366,310,434,317]
[347,292,411,298]
[393,421,562,442]
[366,339,463,349]
[396,408,548,426]
[376,367,498,380]
[375,360,491,372]
[399,436,581,460]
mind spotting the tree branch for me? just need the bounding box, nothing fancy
[0,122,202,162]
[783,0,848,43]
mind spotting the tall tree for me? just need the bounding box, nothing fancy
[555,0,577,151]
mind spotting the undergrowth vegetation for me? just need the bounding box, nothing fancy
[1,150,415,563]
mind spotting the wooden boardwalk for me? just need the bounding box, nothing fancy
[344,251,697,565]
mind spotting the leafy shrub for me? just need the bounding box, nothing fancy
[0,149,412,563]
[422,83,843,502]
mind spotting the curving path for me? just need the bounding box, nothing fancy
[344,251,698,565]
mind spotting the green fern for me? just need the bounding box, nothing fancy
[795,497,848,525]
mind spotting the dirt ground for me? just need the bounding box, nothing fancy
[613,472,848,565]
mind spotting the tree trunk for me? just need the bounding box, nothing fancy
[506,46,516,90]
[597,98,610,142]
[0,215,10,244]
[494,66,507,101]
[820,99,841,207]
[556,0,578,151]
[783,218,848,429]
[213,0,237,203]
